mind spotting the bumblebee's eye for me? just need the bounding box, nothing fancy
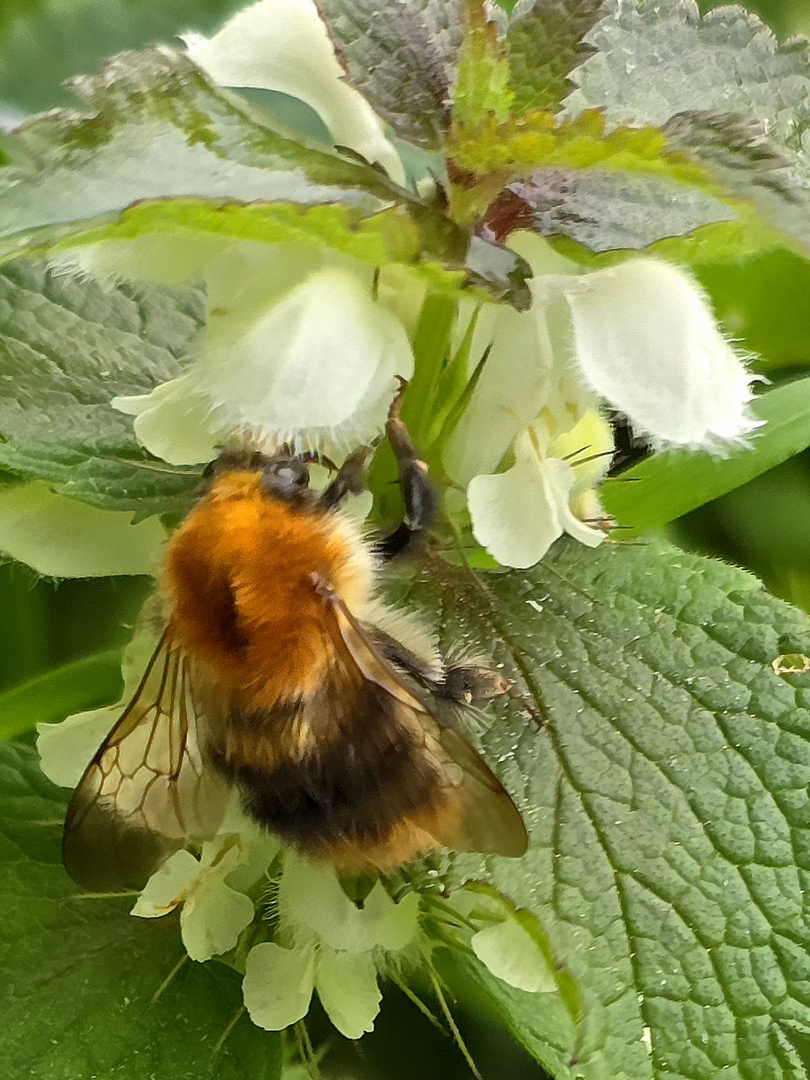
[276,461,309,487]
[262,457,310,499]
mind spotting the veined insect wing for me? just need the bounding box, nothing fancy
[63,629,231,891]
[322,587,528,860]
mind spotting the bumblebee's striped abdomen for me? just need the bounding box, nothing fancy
[211,680,459,872]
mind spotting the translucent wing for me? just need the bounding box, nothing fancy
[324,590,528,859]
[63,629,232,891]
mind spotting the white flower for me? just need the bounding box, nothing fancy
[446,233,756,568]
[132,836,261,962]
[183,0,405,184]
[53,237,415,465]
[450,887,557,995]
[243,852,420,1038]
[37,607,165,787]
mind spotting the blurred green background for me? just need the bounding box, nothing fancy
[2,2,810,1073]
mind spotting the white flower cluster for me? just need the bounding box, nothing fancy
[45,0,758,574]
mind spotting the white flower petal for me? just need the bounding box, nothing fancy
[37,706,121,789]
[467,431,564,569]
[243,942,315,1030]
[0,481,166,577]
[181,879,255,961]
[113,376,220,466]
[471,917,557,994]
[315,948,381,1039]
[184,0,404,182]
[361,885,420,952]
[132,850,202,917]
[563,259,756,448]
[194,267,414,456]
[544,459,607,549]
[225,831,282,893]
[445,303,554,484]
[279,853,418,953]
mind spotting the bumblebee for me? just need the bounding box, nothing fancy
[64,389,528,890]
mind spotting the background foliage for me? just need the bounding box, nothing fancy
[4,1,810,1078]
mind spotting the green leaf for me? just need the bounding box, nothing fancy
[485,165,737,252]
[0,47,530,307]
[506,0,606,115]
[453,0,514,135]
[0,650,122,741]
[315,0,462,149]
[602,378,810,536]
[567,0,810,146]
[448,106,743,251]
[398,540,810,1079]
[0,739,282,1078]
[565,0,810,257]
[0,258,202,515]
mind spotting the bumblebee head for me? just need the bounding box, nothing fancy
[260,454,311,500]
[202,445,313,504]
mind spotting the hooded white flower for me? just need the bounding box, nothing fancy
[52,237,415,465]
[131,837,259,962]
[450,887,557,995]
[243,852,420,1038]
[183,0,405,184]
[446,233,756,568]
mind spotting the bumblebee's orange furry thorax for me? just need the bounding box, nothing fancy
[165,470,373,711]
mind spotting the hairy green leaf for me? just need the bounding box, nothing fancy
[485,165,736,251]
[399,540,810,1079]
[566,0,810,256]
[0,259,202,515]
[0,47,529,306]
[567,0,810,144]
[602,379,810,536]
[506,0,606,114]
[315,0,462,149]
[0,740,282,1079]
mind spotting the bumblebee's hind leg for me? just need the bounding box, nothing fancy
[378,381,439,559]
[369,625,511,706]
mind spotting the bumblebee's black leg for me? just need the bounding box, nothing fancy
[368,626,512,706]
[319,447,369,510]
[379,381,439,559]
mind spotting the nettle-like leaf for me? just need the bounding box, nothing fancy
[447,0,810,263]
[0,259,202,516]
[483,165,737,252]
[450,108,740,249]
[315,0,462,149]
[564,0,810,257]
[0,47,529,307]
[506,0,607,115]
[393,540,810,1080]
[566,0,810,144]
[0,740,282,1080]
